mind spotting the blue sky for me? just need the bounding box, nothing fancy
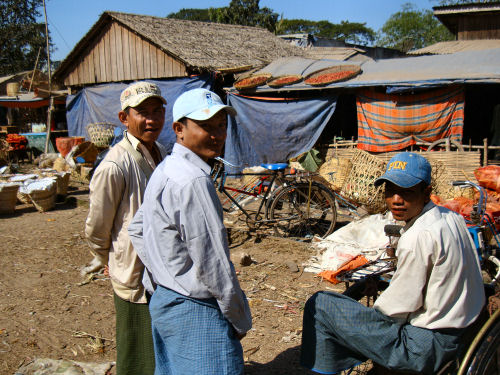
[42,0,437,61]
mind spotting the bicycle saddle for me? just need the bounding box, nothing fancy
[260,163,288,171]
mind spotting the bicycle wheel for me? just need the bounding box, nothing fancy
[460,309,500,375]
[267,182,337,239]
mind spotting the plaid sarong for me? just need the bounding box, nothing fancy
[300,291,465,374]
[114,293,155,375]
[149,286,244,375]
[357,86,465,152]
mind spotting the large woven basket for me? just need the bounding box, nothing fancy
[86,122,117,148]
[0,183,19,214]
[340,149,387,214]
[318,157,352,192]
[29,182,57,212]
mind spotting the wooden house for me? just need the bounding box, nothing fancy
[53,11,303,88]
[433,1,500,40]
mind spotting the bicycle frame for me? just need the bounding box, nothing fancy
[212,157,287,224]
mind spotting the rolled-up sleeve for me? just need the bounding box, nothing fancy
[174,176,252,334]
[85,161,125,263]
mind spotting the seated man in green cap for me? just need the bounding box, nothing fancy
[300,152,485,374]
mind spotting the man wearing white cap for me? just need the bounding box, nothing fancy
[301,152,485,374]
[85,81,168,375]
[129,88,252,374]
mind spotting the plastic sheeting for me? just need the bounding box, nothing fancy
[66,75,213,151]
[225,93,337,172]
[357,86,465,152]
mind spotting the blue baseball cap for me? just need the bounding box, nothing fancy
[172,88,237,122]
[374,152,431,188]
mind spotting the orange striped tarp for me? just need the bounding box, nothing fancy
[357,86,464,152]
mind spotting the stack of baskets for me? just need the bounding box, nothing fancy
[0,183,20,214]
[86,122,117,148]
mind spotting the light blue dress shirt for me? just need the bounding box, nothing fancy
[129,143,252,334]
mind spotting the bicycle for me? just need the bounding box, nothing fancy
[211,157,337,239]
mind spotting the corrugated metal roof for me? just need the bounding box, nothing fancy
[409,40,500,55]
[231,48,500,93]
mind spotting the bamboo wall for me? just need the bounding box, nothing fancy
[62,22,187,86]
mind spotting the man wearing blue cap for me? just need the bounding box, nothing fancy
[300,152,485,374]
[128,88,251,375]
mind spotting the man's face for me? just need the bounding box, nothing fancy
[174,110,227,162]
[119,97,165,148]
[384,181,430,223]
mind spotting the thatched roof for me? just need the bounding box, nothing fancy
[57,11,304,76]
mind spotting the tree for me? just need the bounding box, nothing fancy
[0,0,50,76]
[278,19,376,45]
[209,0,278,32]
[167,8,211,22]
[377,3,454,52]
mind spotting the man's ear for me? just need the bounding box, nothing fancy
[118,111,128,127]
[172,121,184,140]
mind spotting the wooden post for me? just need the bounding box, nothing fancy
[484,138,488,166]
[42,0,53,154]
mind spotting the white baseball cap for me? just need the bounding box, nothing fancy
[172,88,237,122]
[120,81,166,110]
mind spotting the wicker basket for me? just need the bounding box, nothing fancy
[267,74,303,88]
[17,190,31,204]
[318,157,352,192]
[234,73,272,90]
[304,65,361,86]
[340,149,387,214]
[0,183,20,214]
[86,122,117,148]
[29,182,57,212]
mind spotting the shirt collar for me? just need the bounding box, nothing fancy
[402,200,436,232]
[172,143,212,174]
[124,131,142,151]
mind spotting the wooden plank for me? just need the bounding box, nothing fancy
[98,38,106,82]
[104,28,112,81]
[129,30,138,79]
[92,43,100,83]
[136,34,144,79]
[142,39,151,78]
[150,44,158,78]
[115,24,124,81]
[122,28,131,79]
[109,23,118,82]
[157,49,165,77]
[88,48,95,84]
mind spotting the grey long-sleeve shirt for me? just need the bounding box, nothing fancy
[128,143,252,334]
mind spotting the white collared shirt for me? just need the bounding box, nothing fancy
[374,202,485,329]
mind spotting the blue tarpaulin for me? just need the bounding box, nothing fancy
[66,75,213,150]
[225,93,337,172]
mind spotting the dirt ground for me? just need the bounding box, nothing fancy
[0,164,359,375]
